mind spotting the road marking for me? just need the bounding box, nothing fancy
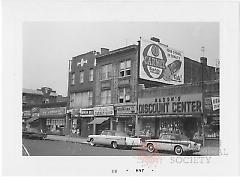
[22,144,30,156]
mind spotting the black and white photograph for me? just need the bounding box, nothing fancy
[1,0,240,176]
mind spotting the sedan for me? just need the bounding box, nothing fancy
[22,128,47,140]
[145,133,201,155]
[87,130,142,149]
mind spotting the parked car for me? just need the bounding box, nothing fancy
[22,128,47,140]
[145,133,201,155]
[87,130,142,149]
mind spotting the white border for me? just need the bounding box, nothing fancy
[1,0,239,176]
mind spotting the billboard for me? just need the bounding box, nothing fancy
[139,39,184,85]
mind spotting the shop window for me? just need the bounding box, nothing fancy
[118,87,131,103]
[100,64,112,80]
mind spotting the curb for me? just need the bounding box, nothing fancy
[45,136,88,145]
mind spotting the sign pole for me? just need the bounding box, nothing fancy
[135,37,141,137]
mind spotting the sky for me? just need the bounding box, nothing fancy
[23,22,219,96]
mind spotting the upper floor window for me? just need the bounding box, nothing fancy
[100,90,111,105]
[71,73,75,85]
[119,60,131,77]
[88,91,93,105]
[100,64,112,80]
[118,87,131,103]
[69,91,93,108]
[80,71,84,83]
[89,69,94,82]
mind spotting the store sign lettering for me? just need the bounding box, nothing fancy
[138,94,202,115]
[80,108,94,117]
[39,107,66,117]
[116,105,136,115]
[94,106,114,116]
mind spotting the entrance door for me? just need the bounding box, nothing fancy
[183,118,198,139]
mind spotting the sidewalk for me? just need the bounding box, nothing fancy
[45,135,88,144]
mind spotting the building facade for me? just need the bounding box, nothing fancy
[67,51,97,137]
[22,87,67,135]
[67,41,219,144]
[137,80,219,143]
[93,45,139,135]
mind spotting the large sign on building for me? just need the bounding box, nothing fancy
[138,93,202,115]
[39,107,66,117]
[139,39,184,85]
[94,106,114,116]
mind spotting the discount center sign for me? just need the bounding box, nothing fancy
[139,39,184,85]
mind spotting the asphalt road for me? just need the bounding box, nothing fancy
[22,138,177,156]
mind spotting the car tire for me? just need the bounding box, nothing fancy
[174,145,184,155]
[90,138,95,146]
[112,141,118,149]
[147,143,155,153]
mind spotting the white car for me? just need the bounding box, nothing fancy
[145,133,201,155]
[87,130,142,149]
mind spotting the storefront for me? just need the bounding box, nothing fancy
[89,106,114,135]
[22,110,31,130]
[115,103,136,136]
[39,107,66,135]
[137,93,203,141]
[80,108,94,137]
[69,108,81,136]
[204,96,220,139]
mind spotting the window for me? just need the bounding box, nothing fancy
[80,71,84,83]
[71,73,75,85]
[88,91,93,106]
[70,91,93,108]
[101,90,111,105]
[100,64,112,80]
[119,60,131,77]
[89,69,94,82]
[118,87,131,103]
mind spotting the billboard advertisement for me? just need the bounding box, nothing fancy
[139,39,184,85]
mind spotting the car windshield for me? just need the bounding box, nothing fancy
[101,131,108,135]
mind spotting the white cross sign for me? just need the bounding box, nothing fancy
[77,58,88,67]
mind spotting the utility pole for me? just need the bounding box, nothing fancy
[201,46,206,147]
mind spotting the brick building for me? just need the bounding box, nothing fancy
[67,51,97,136]
[67,40,219,142]
[22,87,67,135]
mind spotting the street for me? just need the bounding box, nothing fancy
[22,138,206,156]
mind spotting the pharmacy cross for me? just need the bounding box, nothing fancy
[77,58,88,67]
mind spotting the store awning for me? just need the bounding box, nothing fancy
[88,117,109,125]
[26,116,39,123]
